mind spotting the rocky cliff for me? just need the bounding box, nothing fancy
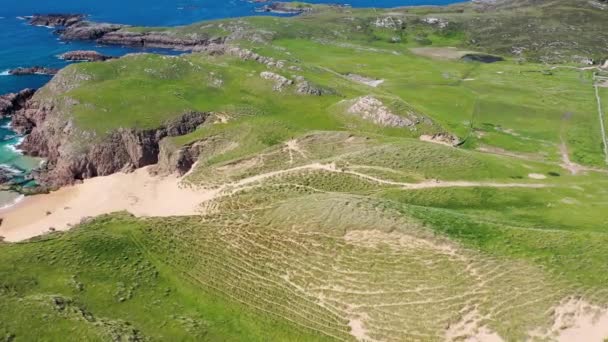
[0,89,35,117]
[12,91,209,187]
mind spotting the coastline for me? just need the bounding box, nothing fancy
[0,166,216,242]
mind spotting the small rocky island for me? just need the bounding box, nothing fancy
[60,50,115,62]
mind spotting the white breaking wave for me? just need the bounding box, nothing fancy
[0,194,25,210]
[0,70,10,76]
[0,163,23,174]
[6,137,25,155]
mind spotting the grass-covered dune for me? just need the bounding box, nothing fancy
[3,129,608,340]
[3,0,608,340]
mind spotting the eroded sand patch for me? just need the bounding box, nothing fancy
[419,133,460,147]
[528,173,547,179]
[445,308,503,342]
[410,47,473,60]
[346,73,384,87]
[531,298,608,342]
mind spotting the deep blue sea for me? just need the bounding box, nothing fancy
[0,0,461,206]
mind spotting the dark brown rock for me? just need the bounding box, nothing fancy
[28,14,84,27]
[8,67,59,76]
[60,50,114,62]
[31,14,226,51]
[57,22,126,40]
[98,31,226,49]
[0,89,35,117]
[15,97,210,186]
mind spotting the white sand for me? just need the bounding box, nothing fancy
[0,167,218,242]
[419,134,456,147]
[530,298,608,342]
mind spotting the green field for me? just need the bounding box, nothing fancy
[3,1,608,341]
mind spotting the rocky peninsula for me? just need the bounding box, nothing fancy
[8,67,59,76]
[27,14,226,50]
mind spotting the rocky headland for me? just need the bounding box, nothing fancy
[28,14,227,50]
[11,89,209,186]
[8,67,59,76]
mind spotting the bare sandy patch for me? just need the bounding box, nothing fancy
[419,133,460,147]
[0,167,218,242]
[528,173,547,180]
[532,298,608,342]
[410,47,473,60]
[348,317,374,341]
[445,308,503,342]
[346,73,384,87]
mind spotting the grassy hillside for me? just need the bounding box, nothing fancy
[3,132,608,339]
[3,1,608,341]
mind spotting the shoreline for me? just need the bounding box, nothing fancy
[0,166,216,242]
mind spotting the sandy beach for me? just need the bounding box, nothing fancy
[0,167,217,242]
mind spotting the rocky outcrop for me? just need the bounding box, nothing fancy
[8,67,59,76]
[374,16,404,30]
[0,166,16,184]
[256,3,314,15]
[57,22,126,41]
[198,45,287,68]
[0,89,35,117]
[155,139,206,176]
[294,76,332,96]
[97,31,225,49]
[347,96,418,128]
[60,50,115,62]
[461,54,504,63]
[260,71,293,92]
[13,97,210,186]
[28,14,84,27]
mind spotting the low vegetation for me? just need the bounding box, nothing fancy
[3,1,608,341]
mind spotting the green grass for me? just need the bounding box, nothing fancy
[5,1,608,340]
[38,29,606,166]
[0,215,334,341]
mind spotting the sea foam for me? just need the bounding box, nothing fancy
[6,137,25,155]
[0,163,23,174]
[0,194,25,210]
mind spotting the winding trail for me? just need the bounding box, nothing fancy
[0,162,549,243]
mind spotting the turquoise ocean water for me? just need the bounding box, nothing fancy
[0,0,461,206]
